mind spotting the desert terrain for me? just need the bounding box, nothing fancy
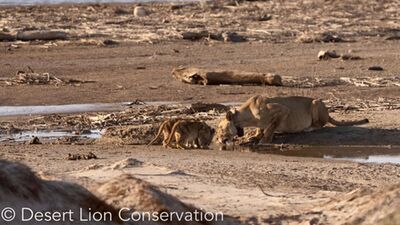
[1,1,400,225]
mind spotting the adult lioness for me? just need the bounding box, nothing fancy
[166,120,215,149]
[216,95,369,144]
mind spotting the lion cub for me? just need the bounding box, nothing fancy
[148,118,181,147]
[165,120,215,149]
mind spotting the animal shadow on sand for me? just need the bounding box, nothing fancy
[272,126,400,146]
[238,127,400,160]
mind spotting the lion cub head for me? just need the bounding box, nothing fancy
[216,109,244,145]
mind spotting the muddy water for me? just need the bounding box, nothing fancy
[236,145,400,165]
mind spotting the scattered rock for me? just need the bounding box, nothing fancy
[108,158,144,170]
[181,30,222,41]
[257,14,272,21]
[103,39,119,46]
[341,54,362,60]
[368,66,384,71]
[181,30,209,41]
[318,50,361,61]
[67,152,97,160]
[114,7,131,15]
[170,4,184,10]
[16,30,68,41]
[134,6,148,17]
[28,136,41,145]
[318,50,340,60]
[84,164,104,170]
[126,99,146,106]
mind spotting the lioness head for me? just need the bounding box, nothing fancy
[216,110,244,144]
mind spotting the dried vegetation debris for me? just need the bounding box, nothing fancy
[297,32,348,43]
[67,152,97,160]
[2,70,92,86]
[1,97,398,145]
[0,0,399,44]
[317,50,362,61]
[98,124,159,145]
[326,97,400,112]
[283,76,400,88]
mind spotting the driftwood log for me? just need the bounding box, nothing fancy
[16,30,68,41]
[172,67,282,86]
[0,32,16,41]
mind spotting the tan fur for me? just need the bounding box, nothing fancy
[165,120,215,149]
[216,95,369,144]
[148,118,180,146]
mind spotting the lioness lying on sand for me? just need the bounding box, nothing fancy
[216,95,369,144]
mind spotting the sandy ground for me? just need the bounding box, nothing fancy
[1,40,400,105]
[1,1,400,224]
[2,144,400,224]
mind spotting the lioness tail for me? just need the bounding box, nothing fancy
[148,120,169,145]
[328,116,369,126]
[165,121,181,147]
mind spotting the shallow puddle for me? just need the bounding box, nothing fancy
[0,101,184,117]
[0,103,128,117]
[0,129,102,143]
[0,101,236,117]
[235,145,400,165]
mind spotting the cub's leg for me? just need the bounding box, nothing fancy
[162,129,171,147]
[259,104,289,144]
[310,99,330,129]
[175,133,188,150]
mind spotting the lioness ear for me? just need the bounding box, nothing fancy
[226,109,236,121]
